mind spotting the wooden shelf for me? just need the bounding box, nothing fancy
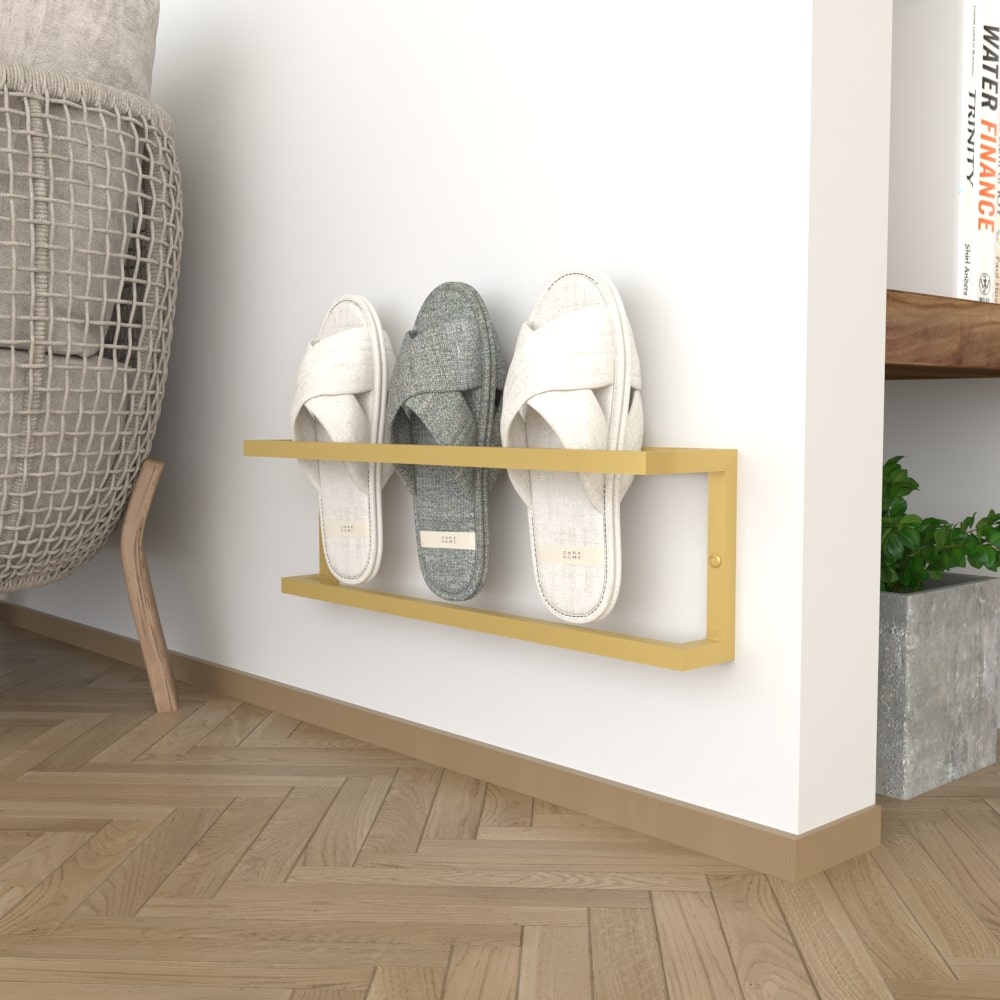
[886,289,1000,378]
[245,442,738,670]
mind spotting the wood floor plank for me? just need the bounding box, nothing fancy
[822,851,953,980]
[0,955,374,989]
[0,715,107,780]
[85,662,149,689]
[478,784,533,829]
[199,703,271,747]
[0,656,83,694]
[423,770,487,841]
[518,925,592,1000]
[0,798,173,823]
[650,890,742,1000]
[167,746,418,768]
[529,800,574,820]
[589,906,668,1000]
[905,817,1000,935]
[476,826,655,844]
[89,702,201,763]
[406,839,746,873]
[710,874,820,999]
[243,712,304,744]
[230,784,342,883]
[355,767,442,863]
[0,694,173,713]
[141,883,599,927]
[945,803,1000,878]
[302,774,394,868]
[151,797,284,899]
[873,833,1000,960]
[290,991,365,1000]
[919,770,1000,796]
[0,985,292,999]
[886,984,1000,999]
[0,818,160,934]
[0,727,53,763]
[880,796,979,823]
[0,830,94,918]
[289,990,365,1000]
[0,712,71,724]
[55,914,521,948]
[7,774,291,804]
[0,830,37,866]
[288,863,707,892]
[0,815,104,834]
[74,806,223,916]
[62,658,136,689]
[0,652,121,688]
[32,709,154,772]
[70,763,371,784]
[213,881,656,910]
[0,924,452,968]
[141,700,243,759]
[952,958,1000,983]
[532,801,616,829]
[769,872,897,999]
[289,720,375,747]
[366,966,444,1000]
[440,945,520,1000]
[949,957,1000,980]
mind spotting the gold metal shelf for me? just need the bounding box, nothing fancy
[244,441,737,671]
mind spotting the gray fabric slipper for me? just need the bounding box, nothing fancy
[386,282,506,601]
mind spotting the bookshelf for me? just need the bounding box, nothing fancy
[886,290,1000,379]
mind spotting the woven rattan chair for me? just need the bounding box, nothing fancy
[0,64,182,710]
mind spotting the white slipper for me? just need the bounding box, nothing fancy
[290,296,395,585]
[500,271,643,623]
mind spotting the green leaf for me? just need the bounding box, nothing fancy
[884,534,904,560]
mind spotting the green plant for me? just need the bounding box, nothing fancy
[881,456,1000,592]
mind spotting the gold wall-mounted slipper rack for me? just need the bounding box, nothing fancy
[243,441,737,670]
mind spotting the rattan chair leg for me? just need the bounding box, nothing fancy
[121,458,177,713]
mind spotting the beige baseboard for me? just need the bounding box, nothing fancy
[0,602,881,881]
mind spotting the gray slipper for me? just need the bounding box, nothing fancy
[386,282,506,601]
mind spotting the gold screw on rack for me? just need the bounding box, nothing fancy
[708,554,723,569]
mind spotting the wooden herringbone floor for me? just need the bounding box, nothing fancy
[2,627,1000,998]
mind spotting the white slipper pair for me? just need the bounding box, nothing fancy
[290,296,394,586]
[501,271,644,625]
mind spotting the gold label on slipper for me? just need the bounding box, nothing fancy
[330,521,370,537]
[537,544,603,566]
[419,531,476,551]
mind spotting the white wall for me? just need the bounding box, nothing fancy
[884,380,1000,528]
[7,0,893,836]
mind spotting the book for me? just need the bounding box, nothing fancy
[973,2,1000,300]
[888,0,980,299]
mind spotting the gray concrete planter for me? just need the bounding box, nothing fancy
[878,573,1000,800]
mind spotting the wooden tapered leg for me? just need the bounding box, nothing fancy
[121,458,178,712]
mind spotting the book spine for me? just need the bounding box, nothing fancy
[973,1,1000,300]
[958,1,978,299]
[887,0,988,299]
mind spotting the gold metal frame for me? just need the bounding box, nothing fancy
[244,441,737,670]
